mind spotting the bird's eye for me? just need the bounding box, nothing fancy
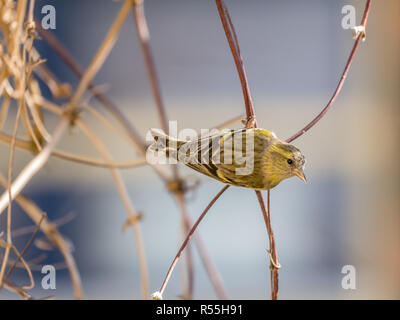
[287,159,293,165]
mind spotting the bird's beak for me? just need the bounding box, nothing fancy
[293,168,307,183]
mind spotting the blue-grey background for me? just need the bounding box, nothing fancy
[1,0,399,299]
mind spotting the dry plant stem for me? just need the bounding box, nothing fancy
[34,21,170,181]
[1,0,31,284]
[175,194,194,299]
[66,1,133,111]
[0,174,84,300]
[0,242,35,291]
[174,193,195,299]
[0,0,133,215]
[132,0,180,198]
[0,0,133,299]
[3,214,44,284]
[133,0,196,298]
[215,0,256,127]
[133,1,168,134]
[32,63,71,98]
[0,253,47,272]
[286,0,372,143]
[34,18,145,155]
[213,114,243,131]
[78,121,149,298]
[21,104,42,150]
[175,193,227,299]
[11,211,74,238]
[256,190,279,299]
[20,25,229,297]
[0,96,10,130]
[0,119,67,215]
[159,185,229,297]
[12,0,27,56]
[215,0,281,299]
[0,103,23,288]
[76,120,149,299]
[27,0,35,24]
[82,103,134,144]
[0,130,147,168]
[3,279,30,299]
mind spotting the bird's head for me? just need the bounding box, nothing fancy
[266,142,306,187]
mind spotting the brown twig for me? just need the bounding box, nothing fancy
[215,0,256,127]
[0,0,133,214]
[0,0,134,299]
[34,17,146,155]
[76,119,149,299]
[0,105,23,287]
[0,174,84,299]
[174,192,227,299]
[215,0,281,299]
[132,0,194,298]
[3,213,45,284]
[256,190,279,299]
[34,16,171,182]
[0,129,147,169]
[286,0,372,143]
[34,7,230,300]
[158,185,229,298]
[133,0,230,299]
[132,0,168,134]
[2,279,31,299]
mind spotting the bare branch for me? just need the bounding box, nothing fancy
[0,174,84,299]
[158,185,229,297]
[0,0,133,215]
[215,0,256,127]
[286,0,372,143]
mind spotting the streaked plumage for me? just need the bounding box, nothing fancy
[150,128,306,190]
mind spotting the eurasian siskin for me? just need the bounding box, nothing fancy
[150,128,306,190]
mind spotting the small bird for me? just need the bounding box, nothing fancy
[150,128,306,190]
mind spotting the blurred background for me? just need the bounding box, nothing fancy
[0,0,399,299]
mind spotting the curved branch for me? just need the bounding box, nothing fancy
[158,185,229,297]
[0,131,147,169]
[215,0,256,127]
[286,0,372,143]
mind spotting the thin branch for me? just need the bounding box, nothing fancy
[0,130,147,169]
[34,22,171,181]
[81,103,134,145]
[34,17,146,155]
[213,114,244,131]
[174,193,194,299]
[1,103,24,287]
[0,96,10,130]
[215,0,256,127]
[76,119,149,299]
[175,192,228,300]
[0,173,83,298]
[215,0,280,299]
[286,0,372,143]
[133,0,231,299]
[158,185,229,297]
[0,0,133,215]
[133,0,168,133]
[11,211,75,238]
[3,213,45,284]
[256,190,279,299]
[35,8,171,182]
[3,279,31,299]
[132,0,197,298]
[0,118,67,213]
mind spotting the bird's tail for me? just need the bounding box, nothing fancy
[149,128,186,158]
